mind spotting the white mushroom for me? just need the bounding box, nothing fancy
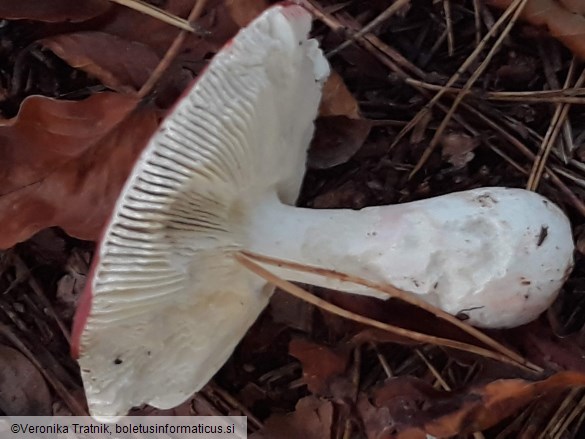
[72,4,575,419]
[246,186,574,328]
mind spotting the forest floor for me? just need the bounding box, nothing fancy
[1,0,585,438]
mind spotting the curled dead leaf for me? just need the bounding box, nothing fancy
[289,338,350,395]
[0,94,159,249]
[487,0,585,59]
[0,93,139,196]
[0,0,110,22]
[359,372,585,438]
[96,0,237,56]
[251,396,334,439]
[440,132,479,169]
[320,71,360,119]
[308,116,372,169]
[40,32,160,93]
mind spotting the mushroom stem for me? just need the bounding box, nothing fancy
[245,187,574,328]
[234,252,535,371]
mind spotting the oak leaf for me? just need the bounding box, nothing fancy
[0,0,110,23]
[251,396,334,439]
[308,116,372,169]
[289,338,350,395]
[40,32,160,93]
[95,0,237,56]
[359,372,585,438]
[320,70,360,119]
[0,93,138,195]
[0,93,159,249]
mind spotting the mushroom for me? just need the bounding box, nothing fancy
[72,4,575,418]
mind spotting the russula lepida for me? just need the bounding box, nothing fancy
[72,4,574,418]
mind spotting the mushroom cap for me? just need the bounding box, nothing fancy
[72,4,330,418]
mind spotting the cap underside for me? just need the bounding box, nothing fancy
[75,4,330,417]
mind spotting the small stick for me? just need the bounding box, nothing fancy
[235,253,537,371]
[370,342,393,378]
[410,0,529,178]
[527,63,585,191]
[302,0,425,79]
[443,0,455,56]
[207,383,263,430]
[388,0,529,153]
[108,0,197,32]
[405,78,585,104]
[240,250,541,372]
[138,0,208,99]
[473,0,482,45]
[327,0,411,57]
[416,349,451,390]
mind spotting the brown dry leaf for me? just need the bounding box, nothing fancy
[575,225,585,254]
[509,321,585,373]
[0,345,51,415]
[225,0,269,27]
[440,132,479,169]
[358,396,398,439]
[289,338,350,395]
[40,32,160,93]
[0,93,138,196]
[360,372,585,438]
[559,0,585,14]
[487,0,585,59]
[320,70,360,119]
[269,290,314,333]
[96,0,237,56]
[308,116,372,169]
[0,0,110,22]
[251,396,334,439]
[0,95,159,249]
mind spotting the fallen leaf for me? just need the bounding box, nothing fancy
[40,32,160,93]
[308,116,372,169]
[559,0,585,14]
[440,132,479,169]
[0,0,110,22]
[487,0,585,59]
[509,321,585,373]
[495,53,538,85]
[289,338,350,395]
[319,70,360,119]
[359,372,585,438]
[95,0,237,56]
[0,96,159,249]
[0,345,51,415]
[357,395,399,439]
[311,181,369,209]
[270,290,314,333]
[575,225,585,254]
[225,0,269,27]
[0,92,139,196]
[251,396,334,439]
